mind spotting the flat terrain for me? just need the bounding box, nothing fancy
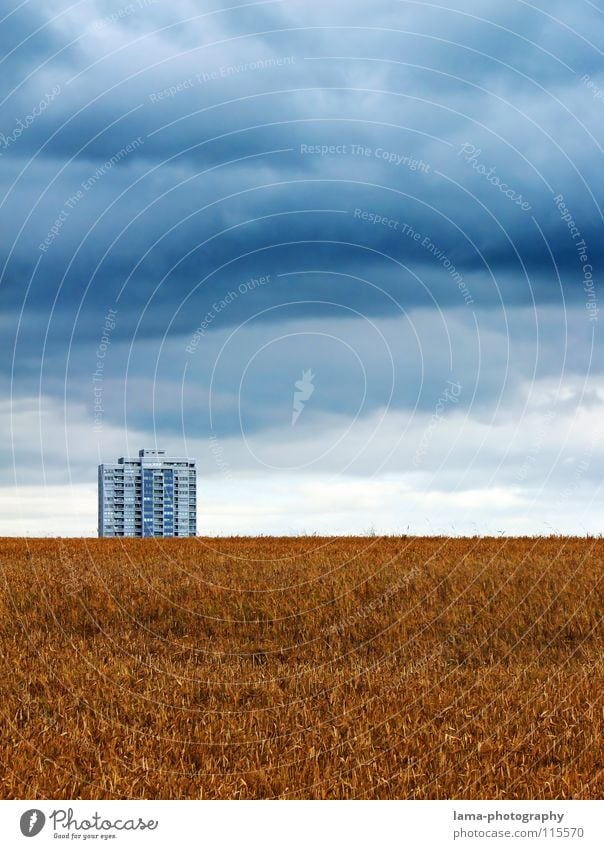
[0,536,602,799]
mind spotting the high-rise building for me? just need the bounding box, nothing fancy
[98,449,197,537]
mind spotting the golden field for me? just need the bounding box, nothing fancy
[0,535,602,799]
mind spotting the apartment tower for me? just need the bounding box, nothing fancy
[98,449,197,537]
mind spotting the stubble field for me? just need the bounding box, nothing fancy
[0,535,602,799]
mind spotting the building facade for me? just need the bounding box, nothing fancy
[98,449,197,537]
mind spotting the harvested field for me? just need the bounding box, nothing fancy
[0,535,602,799]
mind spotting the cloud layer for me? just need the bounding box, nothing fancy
[1,0,603,534]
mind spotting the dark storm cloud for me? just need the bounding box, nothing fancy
[1,0,603,450]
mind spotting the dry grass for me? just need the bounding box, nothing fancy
[0,535,602,799]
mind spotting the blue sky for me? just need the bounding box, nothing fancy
[1,0,603,535]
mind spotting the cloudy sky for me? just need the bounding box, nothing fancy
[1,0,603,535]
